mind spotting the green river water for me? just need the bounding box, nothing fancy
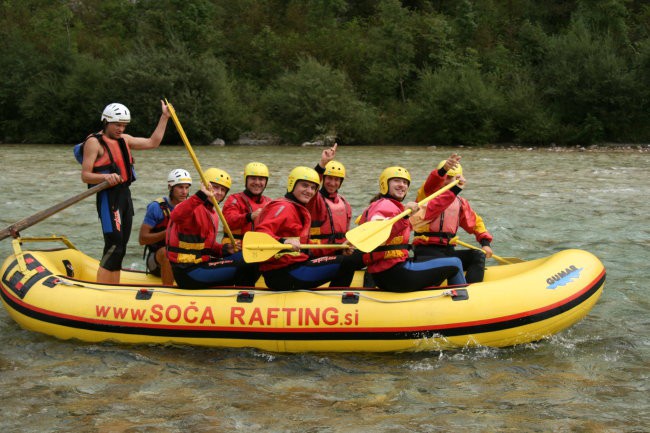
[0,144,648,432]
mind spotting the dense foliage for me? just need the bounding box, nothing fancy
[1,0,649,145]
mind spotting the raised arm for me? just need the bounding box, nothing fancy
[126,100,171,150]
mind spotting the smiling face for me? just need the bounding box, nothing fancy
[246,175,268,196]
[322,175,343,195]
[210,183,229,203]
[387,178,409,201]
[292,180,318,204]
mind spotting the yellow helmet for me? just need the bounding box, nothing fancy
[323,160,346,179]
[437,160,463,177]
[287,166,320,193]
[243,162,269,184]
[379,166,411,195]
[204,167,232,190]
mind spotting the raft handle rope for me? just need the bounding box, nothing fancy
[52,278,465,303]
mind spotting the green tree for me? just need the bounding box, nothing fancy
[405,66,502,146]
[109,40,247,143]
[261,57,378,144]
[363,0,417,104]
[1,0,650,145]
[537,19,637,143]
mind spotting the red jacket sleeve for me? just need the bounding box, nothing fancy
[256,201,308,242]
[458,198,493,244]
[169,191,223,257]
[222,193,248,230]
[416,168,446,202]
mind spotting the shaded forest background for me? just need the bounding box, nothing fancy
[1,0,650,146]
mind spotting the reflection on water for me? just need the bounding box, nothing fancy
[0,145,648,432]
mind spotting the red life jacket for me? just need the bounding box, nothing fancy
[412,196,461,246]
[166,194,221,265]
[309,190,351,256]
[222,191,271,243]
[92,133,135,184]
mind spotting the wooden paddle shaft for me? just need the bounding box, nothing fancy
[0,181,110,241]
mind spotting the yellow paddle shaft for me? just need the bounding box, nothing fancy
[254,244,349,250]
[165,100,236,245]
[452,238,523,265]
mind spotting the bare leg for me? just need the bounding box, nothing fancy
[97,266,120,284]
[156,247,175,286]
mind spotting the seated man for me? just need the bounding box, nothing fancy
[222,161,272,243]
[166,168,258,289]
[139,168,192,286]
[254,166,358,291]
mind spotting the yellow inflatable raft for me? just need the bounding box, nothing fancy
[0,236,605,353]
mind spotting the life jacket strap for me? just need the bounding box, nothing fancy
[414,231,455,239]
[372,244,411,252]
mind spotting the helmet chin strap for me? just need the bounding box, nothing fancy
[382,191,407,202]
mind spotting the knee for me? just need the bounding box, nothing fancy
[100,244,126,271]
[156,247,169,264]
[469,250,486,266]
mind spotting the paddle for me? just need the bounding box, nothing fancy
[165,99,236,246]
[243,231,348,263]
[0,181,110,241]
[346,180,460,253]
[452,238,525,265]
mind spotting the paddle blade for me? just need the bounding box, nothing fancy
[242,232,290,263]
[345,219,394,253]
[242,246,280,263]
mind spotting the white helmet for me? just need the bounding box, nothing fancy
[167,169,192,187]
[101,103,131,123]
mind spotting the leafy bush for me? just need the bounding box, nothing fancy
[261,57,378,144]
[404,66,502,146]
[536,19,637,144]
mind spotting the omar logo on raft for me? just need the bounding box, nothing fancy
[546,265,583,289]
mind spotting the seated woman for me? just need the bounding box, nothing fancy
[254,166,358,291]
[166,168,258,289]
[356,166,467,292]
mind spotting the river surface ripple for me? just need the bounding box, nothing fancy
[0,144,648,432]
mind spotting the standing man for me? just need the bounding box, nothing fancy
[139,169,192,286]
[81,101,170,284]
[222,162,272,244]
